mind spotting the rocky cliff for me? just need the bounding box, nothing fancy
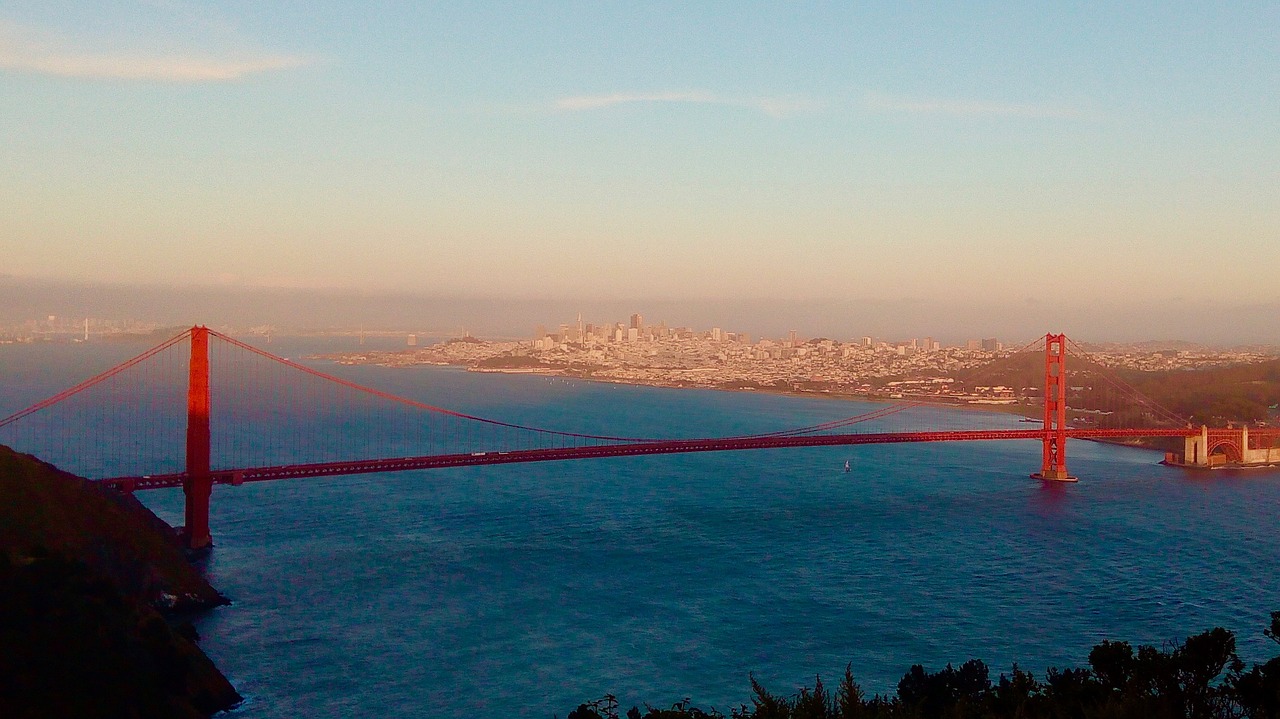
[0,445,241,717]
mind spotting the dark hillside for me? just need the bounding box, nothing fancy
[949,350,1115,397]
[0,445,224,610]
[1,551,241,718]
[0,445,241,717]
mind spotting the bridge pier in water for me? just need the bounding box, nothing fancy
[1170,425,1280,469]
[182,325,214,551]
[1033,333,1078,482]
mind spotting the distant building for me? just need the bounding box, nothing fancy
[407,334,417,347]
[981,338,999,352]
[630,313,643,330]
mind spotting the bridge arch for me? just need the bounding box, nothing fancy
[1207,438,1243,463]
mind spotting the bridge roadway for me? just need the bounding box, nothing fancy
[101,427,1198,492]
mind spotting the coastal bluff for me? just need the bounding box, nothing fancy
[0,444,241,718]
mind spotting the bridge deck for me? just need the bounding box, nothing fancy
[101,427,1200,491]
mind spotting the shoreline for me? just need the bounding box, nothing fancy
[315,356,1208,458]
[326,353,1047,419]
[323,355,1188,446]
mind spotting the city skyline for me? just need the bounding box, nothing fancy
[1,2,1277,335]
[4,295,1280,352]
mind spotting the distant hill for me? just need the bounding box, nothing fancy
[0,445,240,717]
[1126,357,1280,426]
[1079,339,1214,352]
[950,354,1280,427]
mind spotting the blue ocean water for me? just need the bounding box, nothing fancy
[2,338,1279,717]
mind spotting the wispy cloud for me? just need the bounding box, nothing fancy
[554,91,818,118]
[865,93,1091,120]
[0,20,311,82]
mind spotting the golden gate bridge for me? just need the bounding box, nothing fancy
[1,327,1276,551]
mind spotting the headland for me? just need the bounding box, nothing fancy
[0,445,241,717]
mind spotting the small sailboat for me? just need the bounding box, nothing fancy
[844,460,851,473]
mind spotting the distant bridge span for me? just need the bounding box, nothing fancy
[6,325,1278,551]
[101,427,1200,492]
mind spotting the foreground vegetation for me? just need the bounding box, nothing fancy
[568,615,1280,719]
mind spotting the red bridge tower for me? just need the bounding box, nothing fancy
[183,325,214,549]
[1033,333,1077,482]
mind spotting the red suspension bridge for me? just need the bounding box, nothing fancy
[2,327,1277,550]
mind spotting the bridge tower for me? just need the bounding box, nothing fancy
[1033,333,1077,482]
[183,325,214,550]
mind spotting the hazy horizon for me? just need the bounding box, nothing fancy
[2,276,1277,347]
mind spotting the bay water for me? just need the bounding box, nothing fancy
[2,338,1278,717]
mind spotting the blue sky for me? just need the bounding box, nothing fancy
[1,2,1277,336]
